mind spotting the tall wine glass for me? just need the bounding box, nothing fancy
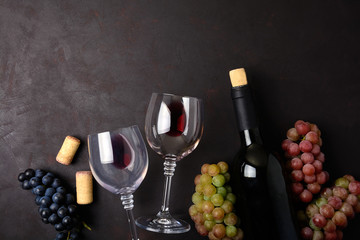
[136,93,204,234]
[88,125,148,240]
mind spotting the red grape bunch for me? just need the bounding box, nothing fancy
[281,120,329,203]
[299,175,360,240]
[189,162,244,240]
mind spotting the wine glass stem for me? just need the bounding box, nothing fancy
[121,193,139,240]
[159,157,177,216]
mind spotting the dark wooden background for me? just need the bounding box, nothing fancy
[1,0,360,239]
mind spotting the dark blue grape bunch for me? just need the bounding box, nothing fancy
[18,168,87,240]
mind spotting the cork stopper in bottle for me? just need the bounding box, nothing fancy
[229,68,248,87]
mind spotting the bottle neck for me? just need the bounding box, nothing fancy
[231,85,262,146]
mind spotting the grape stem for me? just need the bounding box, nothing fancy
[82,221,92,231]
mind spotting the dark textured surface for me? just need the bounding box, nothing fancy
[1,0,360,239]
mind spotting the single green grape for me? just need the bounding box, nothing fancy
[212,207,225,221]
[315,197,327,208]
[194,174,201,185]
[221,200,234,214]
[211,193,224,207]
[195,200,204,212]
[203,184,217,197]
[202,200,215,213]
[201,164,210,174]
[224,212,238,226]
[200,174,212,185]
[192,192,203,204]
[335,177,350,189]
[217,186,227,198]
[204,220,216,231]
[195,183,204,193]
[212,174,226,187]
[226,225,238,237]
[226,193,236,204]
[223,172,231,182]
[217,161,229,174]
[212,224,226,239]
[189,205,198,217]
[208,164,221,176]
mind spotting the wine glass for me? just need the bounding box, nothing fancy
[88,125,148,240]
[136,93,204,234]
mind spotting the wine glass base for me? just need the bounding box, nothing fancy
[135,215,191,234]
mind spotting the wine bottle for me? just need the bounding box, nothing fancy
[229,68,299,240]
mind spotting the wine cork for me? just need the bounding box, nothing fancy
[229,68,248,87]
[56,136,80,165]
[76,171,93,204]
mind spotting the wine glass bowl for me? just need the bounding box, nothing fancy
[144,93,203,160]
[88,125,148,240]
[136,93,204,234]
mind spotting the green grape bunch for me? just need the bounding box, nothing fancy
[189,162,244,240]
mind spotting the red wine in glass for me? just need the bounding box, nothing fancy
[111,134,132,169]
[167,101,186,137]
